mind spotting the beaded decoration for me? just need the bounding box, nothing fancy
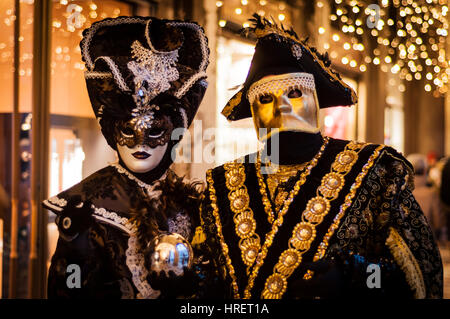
[247,72,316,105]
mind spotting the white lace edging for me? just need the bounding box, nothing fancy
[110,162,167,198]
[179,108,188,129]
[91,204,136,234]
[128,40,179,102]
[168,21,209,72]
[174,71,208,99]
[168,21,209,98]
[43,196,67,212]
[91,204,160,299]
[126,234,161,299]
[82,17,147,70]
[84,71,113,79]
[94,56,131,92]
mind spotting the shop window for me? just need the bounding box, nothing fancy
[321,76,358,140]
[384,73,404,152]
[216,36,259,165]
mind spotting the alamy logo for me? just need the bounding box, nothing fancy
[66,264,81,289]
[366,263,381,289]
[366,4,381,29]
[66,4,83,29]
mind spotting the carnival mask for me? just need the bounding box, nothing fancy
[115,105,174,173]
[248,72,320,140]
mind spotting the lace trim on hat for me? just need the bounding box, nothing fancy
[84,71,113,79]
[168,21,209,98]
[95,56,131,91]
[81,16,147,70]
[174,71,208,99]
[247,72,316,105]
[168,21,209,71]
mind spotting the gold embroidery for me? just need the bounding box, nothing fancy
[206,170,240,298]
[224,162,261,272]
[313,145,385,261]
[385,227,426,299]
[261,140,366,299]
[243,137,329,299]
[266,163,308,214]
[303,269,314,280]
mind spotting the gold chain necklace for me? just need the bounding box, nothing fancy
[256,158,310,224]
[243,136,330,298]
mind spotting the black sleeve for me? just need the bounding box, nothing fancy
[46,197,121,299]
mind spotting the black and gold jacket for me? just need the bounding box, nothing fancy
[199,137,443,299]
[43,163,213,299]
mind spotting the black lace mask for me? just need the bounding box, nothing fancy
[114,108,174,148]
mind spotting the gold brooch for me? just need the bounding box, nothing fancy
[318,172,344,199]
[240,238,261,266]
[275,249,302,276]
[332,150,358,173]
[225,166,245,190]
[234,210,257,239]
[304,196,331,223]
[229,188,250,213]
[290,222,316,250]
[261,273,287,299]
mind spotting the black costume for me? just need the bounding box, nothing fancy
[43,16,212,298]
[199,15,443,299]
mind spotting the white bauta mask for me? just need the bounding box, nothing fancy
[117,143,168,173]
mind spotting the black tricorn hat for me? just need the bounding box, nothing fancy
[80,16,209,148]
[221,14,357,121]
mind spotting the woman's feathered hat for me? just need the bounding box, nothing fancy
[80,16,209,148]
[221,14,357,121]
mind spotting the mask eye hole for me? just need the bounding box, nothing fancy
[259,94,274,104]
[288,88,302,98]
[148,127,165,138]
[120,127,134,137]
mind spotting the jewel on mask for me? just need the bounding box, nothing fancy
[130,104,159,131]
[291,44,302,60]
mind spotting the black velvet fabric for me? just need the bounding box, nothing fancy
[263,131,324,165]
[201,138,444,299]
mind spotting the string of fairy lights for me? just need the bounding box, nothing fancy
[1,0,448,96]
[216,0,449,97]
[325,0,449,96]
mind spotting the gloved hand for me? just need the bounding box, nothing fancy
[288,248,412,299]
[287,255,349,299]
[147,267,198,298]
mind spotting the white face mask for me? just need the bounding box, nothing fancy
[117,143,168,174]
